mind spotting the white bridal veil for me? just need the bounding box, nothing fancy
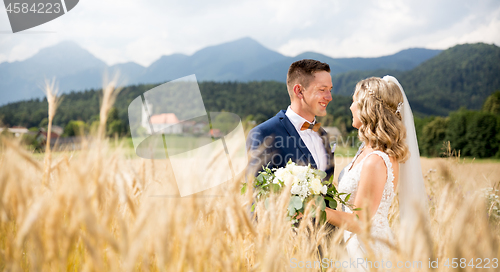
[382,76,429,229]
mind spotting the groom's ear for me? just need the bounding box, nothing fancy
[293,84,303,99]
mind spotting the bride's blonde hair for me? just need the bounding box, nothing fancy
[354,77,409,162]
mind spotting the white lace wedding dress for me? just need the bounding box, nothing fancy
[337,150,396,266]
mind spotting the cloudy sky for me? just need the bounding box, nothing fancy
[1,0,499,67]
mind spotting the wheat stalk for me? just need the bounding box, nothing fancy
[98,72,123,140]
[42,78,62,186]
[0,125,499,271]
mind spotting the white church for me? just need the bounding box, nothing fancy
[141,102,182,134]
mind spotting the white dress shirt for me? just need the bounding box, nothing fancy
[285,106,327,171]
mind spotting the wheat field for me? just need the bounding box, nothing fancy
[0,83,499,271]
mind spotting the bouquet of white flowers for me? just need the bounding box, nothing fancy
[242,159,351,223]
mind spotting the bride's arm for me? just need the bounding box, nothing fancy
[325,155,388,233]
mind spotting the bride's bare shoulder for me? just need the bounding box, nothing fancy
[361,154,386,173]
[363,152,398,178]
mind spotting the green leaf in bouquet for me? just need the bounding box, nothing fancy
[325,196,337,209]
[352,208,362,211]
[319,210,327,224]
[241,183,247,195]
[288,201,302,218]
[270,183,281,193]
[316,169,327,180]
[290,196,303,210]
[251,203,256,212]
[256,173,265,183]
[315,196,326,211]
[328,185,337,194]
[324,196,334,202]
[264,198,270,210]
[344,193,351,203]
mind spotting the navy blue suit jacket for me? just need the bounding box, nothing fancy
[246,110,335,187]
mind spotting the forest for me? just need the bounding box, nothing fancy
[0,81,499,158]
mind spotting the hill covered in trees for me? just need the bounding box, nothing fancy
[1,80,499,158]
[2,43,498,128]
[0,81,352,135]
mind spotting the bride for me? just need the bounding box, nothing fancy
[324,76,428,267]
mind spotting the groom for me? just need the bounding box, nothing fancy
[246,59,335,200]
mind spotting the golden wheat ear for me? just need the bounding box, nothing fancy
[98,71,124,140]
[42,78,62,186]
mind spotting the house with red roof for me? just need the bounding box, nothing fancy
[149,113,182,134]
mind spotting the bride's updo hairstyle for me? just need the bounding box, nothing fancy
[353,77,409,162]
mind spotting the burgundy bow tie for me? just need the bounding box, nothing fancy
[300,122,321,132]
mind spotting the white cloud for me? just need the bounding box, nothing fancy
[0,0,499,66]
[458,17,500,44]
[427,8,500,49]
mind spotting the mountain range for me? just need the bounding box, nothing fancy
[0,37,442,105]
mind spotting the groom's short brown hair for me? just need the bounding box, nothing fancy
[287,59,330,91]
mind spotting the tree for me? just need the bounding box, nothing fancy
[464,112,499,158]
[106,107,124,137]
[107,120,125,137]
[421,117,449,157]
[446,109,470,155]
[414,116,435,155]
[63,120,87,137]
[483,91,500,115]
[39,118,49,128]
[210,111,239,135]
